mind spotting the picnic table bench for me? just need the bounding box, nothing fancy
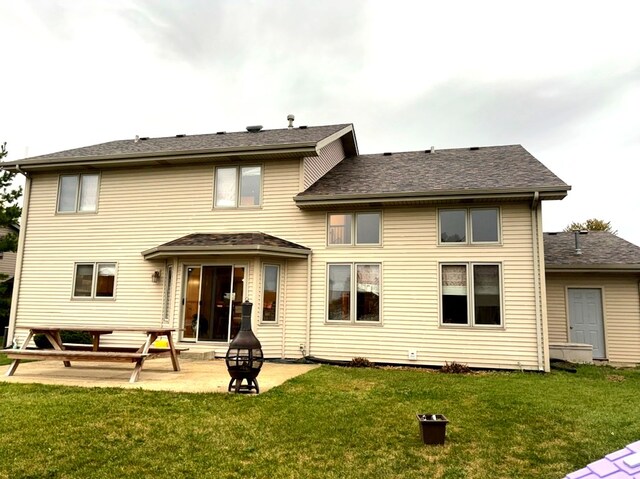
[2,326,188,383]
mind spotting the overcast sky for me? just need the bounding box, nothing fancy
[1,1,639,244]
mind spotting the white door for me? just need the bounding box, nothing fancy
[568,288,605,359]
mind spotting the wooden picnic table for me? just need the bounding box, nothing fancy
[2,325,186,383]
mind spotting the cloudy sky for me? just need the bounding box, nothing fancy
[1,1,639,244]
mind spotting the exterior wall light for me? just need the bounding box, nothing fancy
[151,270,161,283]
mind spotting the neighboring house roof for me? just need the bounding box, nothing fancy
[1,124,356,172]
[142,233,311,260]
[295,145,569,207]
[544,231,640,271]
[564,440,640,479]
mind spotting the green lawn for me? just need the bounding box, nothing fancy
[0,362,638,479]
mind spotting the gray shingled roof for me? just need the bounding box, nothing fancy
[544,231,640,269]
[141,233,310,259]
[296,145,569,200]
[6,124,351,164]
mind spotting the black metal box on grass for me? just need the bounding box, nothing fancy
[416,414,449,445]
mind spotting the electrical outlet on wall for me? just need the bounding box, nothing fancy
[408,349,418,360]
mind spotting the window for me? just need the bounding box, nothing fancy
[441,263,501,326]
[73,262,116,298]
[327,263,380,323]
[261,265,280,323]
[327,212,381,245]
[58,174,99,213]
[214,165,262,207]
[439,208,499,244]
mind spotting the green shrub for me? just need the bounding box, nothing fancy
[440,361,472,374]
[348,357,374,368]
[34,330,93,349]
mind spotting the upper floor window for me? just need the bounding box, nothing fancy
[73,262,116,299]
[57,174,99,213]
[441,263,502,326]
[439,208,500,244]
[214,166,262,208]
[328,212,381,246]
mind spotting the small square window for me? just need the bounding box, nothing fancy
[214,166,262,208]
[73,262,116,299]
[439,208,500,244]
[328,212,381,246]
[58,174,99,213]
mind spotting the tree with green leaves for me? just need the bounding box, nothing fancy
[0,142,23,334]
[564,218,616,234]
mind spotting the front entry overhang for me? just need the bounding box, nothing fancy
[141,232,311,260]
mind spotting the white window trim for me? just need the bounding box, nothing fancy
[326,262,382,324]
[326,211,382,247]
[56,173,101,214]
[213,165,263,209]
[438,207,501,245]
[261,264,280,324]
[439,262,503,328]
[71,262,117,300]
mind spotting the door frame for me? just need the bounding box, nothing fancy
[564,286,607,359]
[179,262,248,344]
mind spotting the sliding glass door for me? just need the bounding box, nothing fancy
[181,265,245,343]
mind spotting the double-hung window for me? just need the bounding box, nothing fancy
[73,262,116,299]
[439,208,500,244]
[57,174,100,213]
[327,263,381,323]
[214,166,262,207]
[328,212,381,246]
[441,263,502,326]
[261,264,280,323]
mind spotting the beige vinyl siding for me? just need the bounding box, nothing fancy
[546,272,640,364]
[302,139,345,189]
[13,157,545,369]
[13,159,310,354]
[304,203,543,370]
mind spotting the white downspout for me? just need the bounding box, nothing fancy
[530,192,545,371]
[305,252,312,357]
[8,171,32,347]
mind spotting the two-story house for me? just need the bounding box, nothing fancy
[2,122,571,371]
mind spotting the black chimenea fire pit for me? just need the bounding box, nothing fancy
[225,300,264,394]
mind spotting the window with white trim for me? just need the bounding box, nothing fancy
[439,208,500,244]
[441,263,501,326]
[214,165,262,207]
[73,262,116,298]
[327,263,380,323]
[262,264,280,323]
[327,212,381,246]
[57,174,100,213]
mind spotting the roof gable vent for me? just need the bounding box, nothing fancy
[246,125,263,133]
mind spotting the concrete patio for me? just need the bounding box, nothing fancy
[0,358,319,393]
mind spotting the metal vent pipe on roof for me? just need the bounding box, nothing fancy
[574,230,587,255]
[287,114,295,129]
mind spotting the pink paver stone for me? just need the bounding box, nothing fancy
[565,442,640,479]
